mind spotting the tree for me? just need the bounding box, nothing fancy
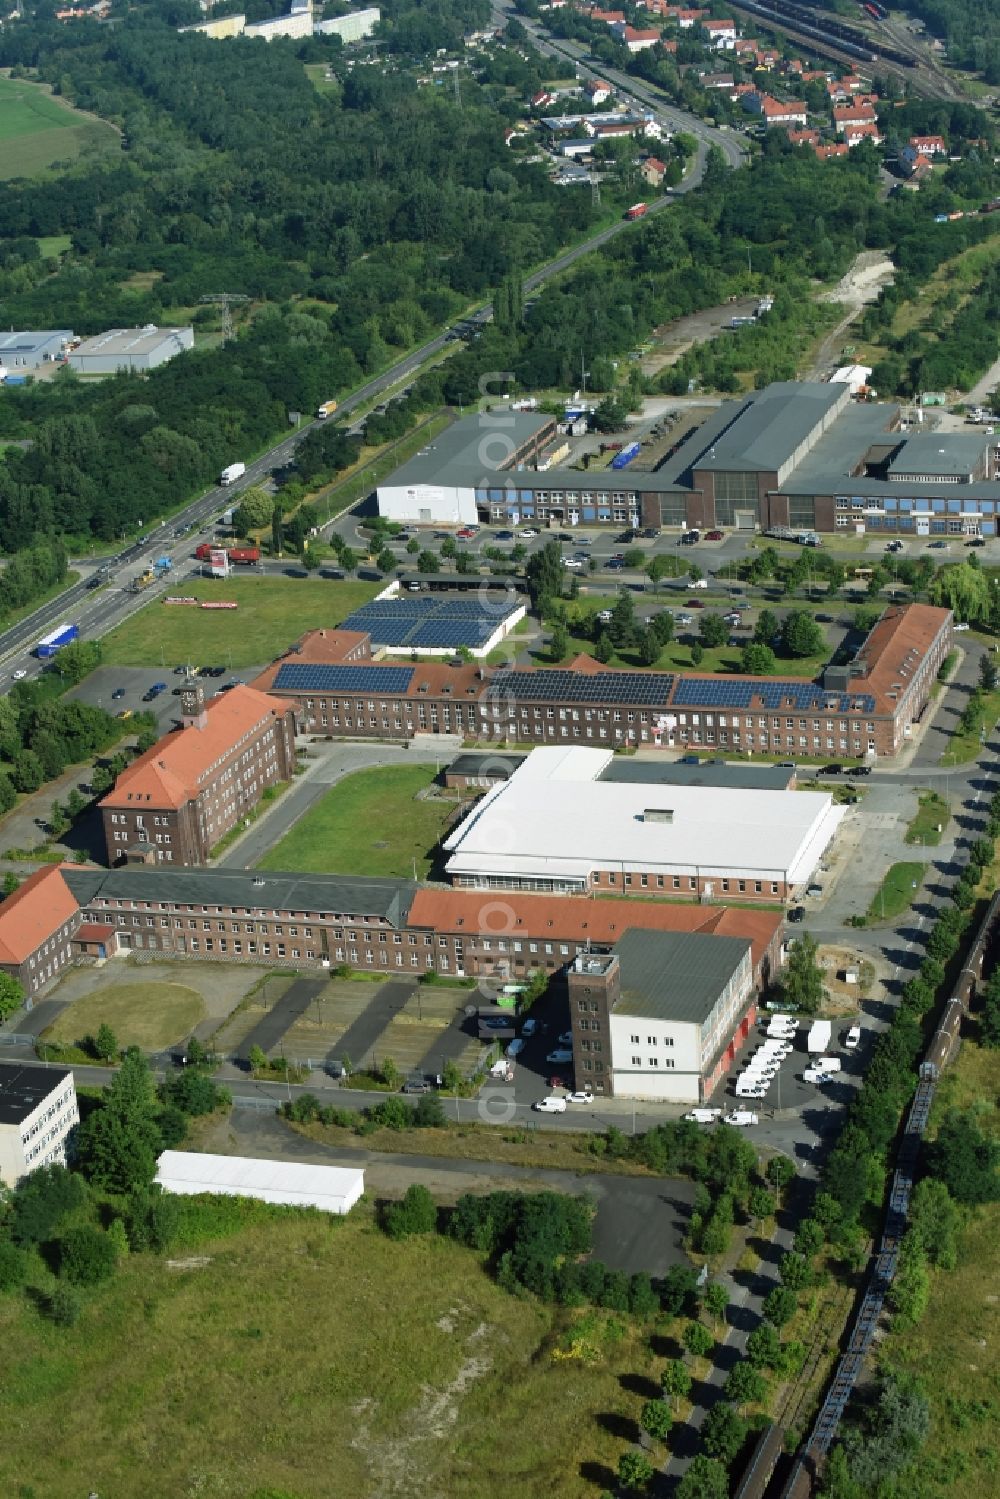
[753,608,779,646]
[661,1359,692,1409]
[763,1285,797,1328]
[704,1282,729,1328]
[700,1402,748,1465]
[76,1048,162,1195]
[794,1217,825,1260]
[47,1282,82,1327]
[595,631,614,664]
[927,1108,1000,1204]
[683,1320,713,1358]
[0,973,25,1023]
[907,1177,959,1269]
[640,1397,673,1443]
[638,628,660,667]
[163,1069,224,1117]
[57,1224,118,1286]
[617,1451,654,1491]
[383,1184,437,1239]
[677,1453,729,1499]
[549,622,569,662]
[691,641,705,667]
[232,487,274,534]
[723,1360,766,1411]
[11,1164,88,1246]
[376,547,395,574]
[741,642,777,674]
[0,1240,30,1292]
[412,1092,446,1128]
[93,1023,118,1062]
[1,871,20,900]
[781,609,824,658]
[784,932,824,1015]
[979,653,998,692]
[887,1235,929,1327]
[746,1322,782,1369]
[779,1251,811,1291]
[699,612,727,647]
[929,560,992,624]
[748,1186,775,1223]
[609,588,637,647]
[248,1044,268,1075]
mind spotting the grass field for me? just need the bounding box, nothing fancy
[260,765,460,879]
[41,981,205,1051]
[98,577,382,668]
[0,76,118,179]
[0,1203,666,1499]
[883,1039,1000,1499]
[865,861,927,923]
[905,790,950,846]
[940,686,1000,766]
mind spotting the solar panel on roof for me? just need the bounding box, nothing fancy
[487,670,674,706]
[670,678,875,713]
[341,594,519,651]
[273,663,416,694]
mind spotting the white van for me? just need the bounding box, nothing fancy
[736,1078,767,1098]
[684,1108,723,1124]
[814,1055,842,1073]
[724,1109,758,1127]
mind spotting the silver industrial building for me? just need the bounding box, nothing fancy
[375,382,1000,535]
[0,329,73,371]
[68,325,195,374]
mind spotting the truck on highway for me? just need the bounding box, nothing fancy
[36,624,79,657]
[807,1019,832,1054]
[228,546,260,565]
[219,462,246,486]
[625,202,648,220]
[154,556,172,576]
[317,399,338,419]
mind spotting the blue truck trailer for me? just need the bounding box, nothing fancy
[36,624,79,658]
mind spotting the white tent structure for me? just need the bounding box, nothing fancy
[155,1151,365,1216]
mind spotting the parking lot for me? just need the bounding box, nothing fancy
[67,663,265,730]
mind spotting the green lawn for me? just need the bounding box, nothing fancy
[865,861,927,923]
[42,981,205,1052]
[0,1201,661,1499]
[905,790,950,847]
[98,577,382,669]
[0,76,118,178]
[260,765,459,878]
[940,687,1000,766]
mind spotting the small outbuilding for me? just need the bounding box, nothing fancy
[155,1150,365,1215]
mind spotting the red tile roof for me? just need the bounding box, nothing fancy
[0,865,81,965]
[849,603,951,710]
[406,889,782,972]
[101,684,295,812]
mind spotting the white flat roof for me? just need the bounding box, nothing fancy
[155,1150,365,1215]
[444,768,843,884]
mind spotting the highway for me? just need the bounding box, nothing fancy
[0,14,750,686]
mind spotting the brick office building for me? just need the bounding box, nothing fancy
[100,683,297,866]
[254,604,951,759]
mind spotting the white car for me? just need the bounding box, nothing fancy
[724,1110,758,1127]
[597,609,614,623]
[519,528,539,538]
[506,1038,525,1058]
[676,613,694,627]
[954,622,970,632]
[566,1090,595,1105]
[535,1095,567,1113]
[844,1024,861,1051]
[803,1067,833,1085]
[684,1108,722,1124]
[688,578,709,589]
[546,1048,573,1065]
[558,1030,573,1046]
[563,557,584,569]
[11,669,26,681]
[521,1018,537,1038]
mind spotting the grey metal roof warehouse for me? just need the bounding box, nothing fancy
[613,929,751,1024]
[600,759,794,791]
[0,329,72,368]
[385,412,552,489]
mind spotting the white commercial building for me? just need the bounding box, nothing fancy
[443,745,843,898]
[155,1151,365,1215]
[315,6,380,41]
[68,325,194,374]
[0,1064,79,1185]
[0,329,73,372]
[829,364,873,395]
[376,411,554,526]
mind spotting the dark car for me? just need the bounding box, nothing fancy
[152,681,167,693]
[319,568,345,580]
[679,754,700,765]
[554,532,575,542]
[966,537,986,548]
[142,690,157,702]
[495,530,514,541]
[787,906,805,923]
[402,1079,433,1095]
[210,666,226,677]
[172,686,184,695]
[641,527,660,539]
[686,598,706,608]
[606,558,624,570]
[815,613,834,623]
[111,687,126,700]
[173,665,187,675]
[847,764,872,776]
[820,763,843,775]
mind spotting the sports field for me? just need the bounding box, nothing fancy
[98,577,382,669]
[260,765,458,879]
[0,76,118,179]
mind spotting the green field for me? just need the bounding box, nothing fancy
[0,76,118,179]
[42,981,205,1052]
[0,1202,660,1499]
[905,790,950,847]
[260,765,458,878]
[98,577,382,669]
[865,861,927,923]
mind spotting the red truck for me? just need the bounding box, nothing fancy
[626,202,648,220]
[194,543,260,564]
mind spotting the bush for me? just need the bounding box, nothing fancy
[0,1240,30,1292]
[124,1188,180,1254]
[284,1092,321,1124]
[57,1225,118,1286]
[412,1092,446,1128]
[383,1185,437,1240]
[47,1282,82,1327]
[366,1097,412,1131]
[11,1164,88,1247]
[156,1105,189,1149]
[163,1070,226,1117]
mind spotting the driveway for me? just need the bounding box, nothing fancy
[206,1109,694,1276]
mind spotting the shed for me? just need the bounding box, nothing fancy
[155,1150,365,1215]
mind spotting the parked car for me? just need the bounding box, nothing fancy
[519,528,538,538]
[688,577,709,589]
[806,883,823,897]
[563,557,584,569]
[676,612,694,627]
[606,558,624,570]
[546,1048,573,1065]
[402,1079,432,1095]
[566,1089,595,1105]
[928,540,949,549]
[954,622,971,631]
[116,709,133,720]
[815,613,835,623]
[803,1068,833,1085]
[521,1017,537,1038]
[456,527,476,540]
[679,754,700,765]
[535,1095,567,1113]
[845,1025,862,1050]
[846,765,872,776]
[724,1110,758,1127]
[787,906,805,923]
[495,529,514,541]
[112,687,126,700]
[557,1031,573,1047]
[684,1108,722,1124]
[686,599,706,609]
[819,763,842,775]
[705,529,724,541]
[965,537,986,548]
[506,1038,525,1058]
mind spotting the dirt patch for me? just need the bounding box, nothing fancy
[817,250,896,310]
[165,1256,213,1271]
[817,944,874,1018]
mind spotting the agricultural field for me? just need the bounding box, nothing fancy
[0,1204,659,1499]
[259,765,461,879]
[98,577,381,669]
[0,76,119,179]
